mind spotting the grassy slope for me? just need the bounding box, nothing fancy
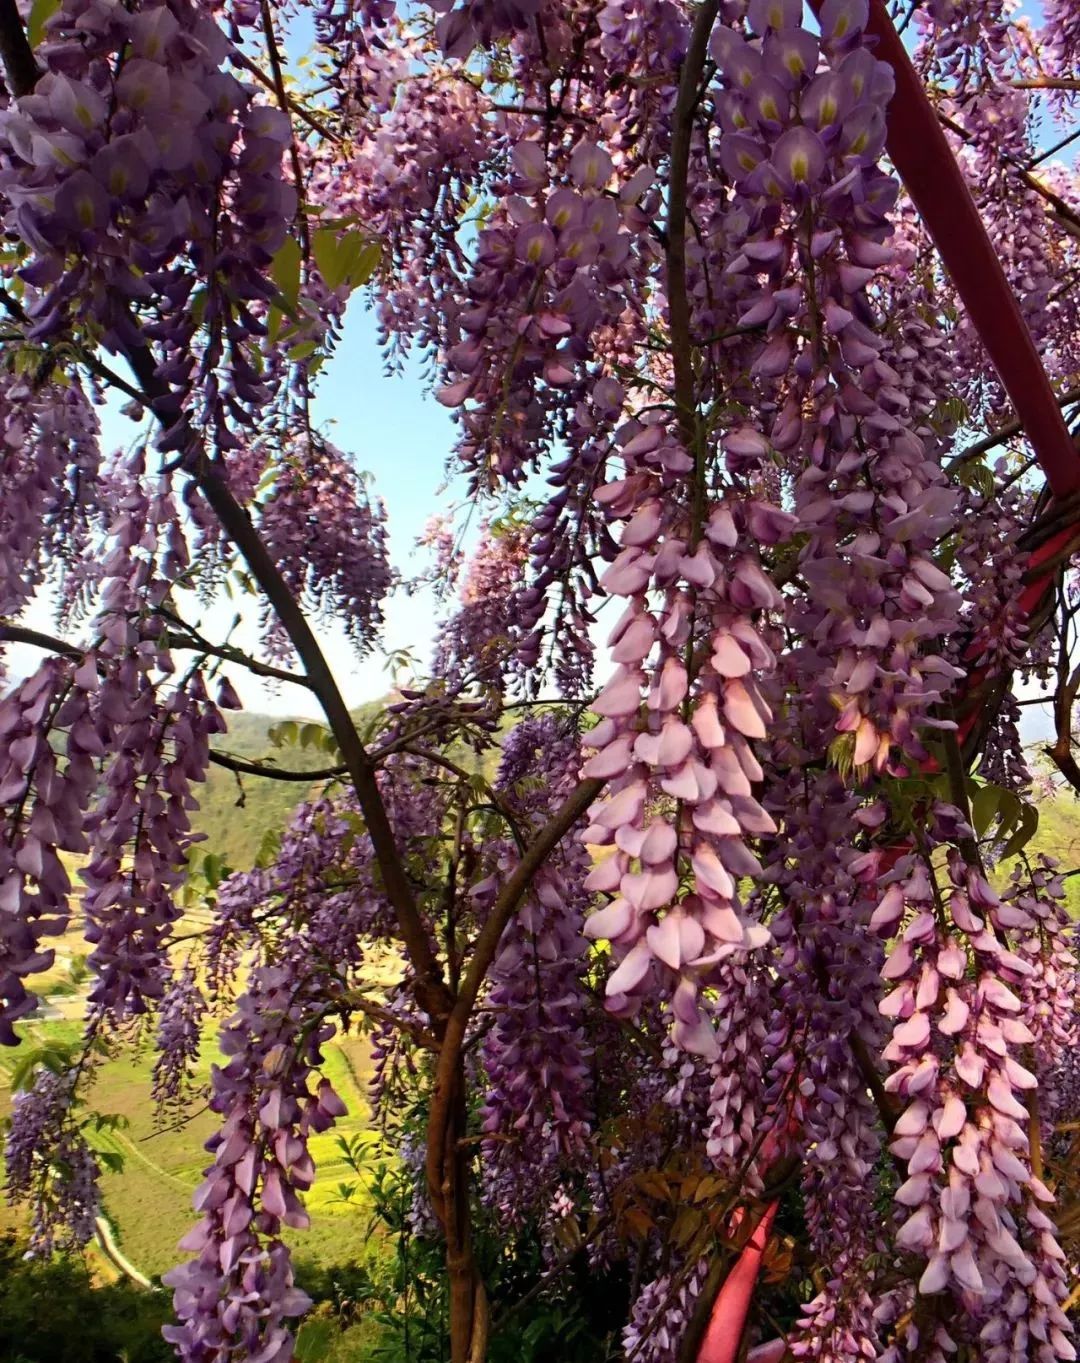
[1010,786,1080,913]
[0,1018,382,1279]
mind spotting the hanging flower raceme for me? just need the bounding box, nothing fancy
[0,0,298,452]
[622,1255,709,1363]
[580,407,784,1054]
[252,433,392,661]
[433,520,535,694]
[0,366,102,631]
[4,1064,101,1254]
[0,654,100,1045]
[153,961,208,1121]
[477,715,597,1220]
[708,0,966,783]
[871,820,1073,1359]
[78,458,225,1022]
[164,960,347,1363]
[1001,856,1078,1118]
[757,769,887,1299]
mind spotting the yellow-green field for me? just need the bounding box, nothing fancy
[0,1014,383,1282]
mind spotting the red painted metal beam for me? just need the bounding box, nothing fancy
[860,0,1080,499]
[697,1202,779,1363]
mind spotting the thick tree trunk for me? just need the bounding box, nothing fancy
[442,1061,487,1363]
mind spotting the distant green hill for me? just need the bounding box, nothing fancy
[192,705,1080,911]
[193,702,384,871]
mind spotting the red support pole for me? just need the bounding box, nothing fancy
[859,0,1080,499]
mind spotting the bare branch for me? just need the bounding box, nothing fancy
[0,623,80,658]
[945,387,1080,474]
[207,750,347,783]
[424,775,604,1220]
[0,0,39,97]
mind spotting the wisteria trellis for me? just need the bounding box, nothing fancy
[0,0,1079,1359]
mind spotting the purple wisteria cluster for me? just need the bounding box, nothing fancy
[153,961,208,1119]
[0,368,101,632]
[164,960,347,1363]
[4,1065,100,1255]
[0,0,298,450]
[253,433,392,661]
[0,653,98,1044]
[872,821,1073,1357]
[477,715,597,1216]
[78,455,226,1021]
[0,0,1078,1361]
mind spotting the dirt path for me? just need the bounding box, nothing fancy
[94,1214,156,1290]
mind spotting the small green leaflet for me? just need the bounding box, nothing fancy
[269,237,302,312]
[28,0,61,47]
[312,228,380,291]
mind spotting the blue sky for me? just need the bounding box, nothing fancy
[9,304,464,718]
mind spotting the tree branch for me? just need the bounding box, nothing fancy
[207,750,347,782]
[424,775,604,1218]
[156,609,315,689]
[1011,77,1080,92]
[0,0,39,97]
[666,0,719,450]
[1,620,315,692]
[945,387,1080,473]
[0,623,80,658]
[937,110,1080,240]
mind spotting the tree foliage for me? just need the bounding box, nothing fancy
[0,0,1079,1361]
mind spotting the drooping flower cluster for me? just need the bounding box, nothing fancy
[0,655,98,1043]
[252,433,392,661]
[871,821,1073,1357]
[4,1065,100,1255]
[79,457,227,1022]
[622,1256,708,1363]
[0,0,300,452]
[0,367,101,630]
[477,714,597,1216]
[153,961,208,1120]
[164,960,347,1363]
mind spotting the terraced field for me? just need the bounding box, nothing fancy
[0,1014,383,1282]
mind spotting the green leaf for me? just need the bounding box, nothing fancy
[312,227,346,289]
[27,0,61,47]
[350,241,381,287]
[313,229,380,291]
[970,783,1001,838]
[269,237,302,312]
[201,852,228,888]
[998,801,1039,861]
[957,461,996,498]
[298,722,330,750]
[287,339,318,362]
[189,287,209,329]
[268,720,299,748]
